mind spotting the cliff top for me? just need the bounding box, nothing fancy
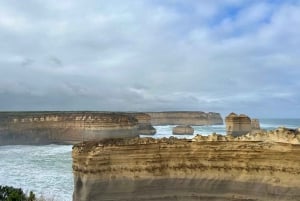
[73,127,300,153]
[0,111,139,121]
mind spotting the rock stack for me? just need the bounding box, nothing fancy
[251,118,260,129]
[127,113,156,135]
[225,113,252,136]
[172,125,194,135]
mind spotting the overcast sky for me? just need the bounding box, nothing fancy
[0,0,300,118]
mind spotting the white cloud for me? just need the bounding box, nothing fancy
[0,0,299,117]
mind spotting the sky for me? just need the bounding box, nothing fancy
[0,0,300,118]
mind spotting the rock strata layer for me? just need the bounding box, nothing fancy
[0,112,139,145]
[147,112,223,126]
[73,131,300,201]
[172,125,194,135]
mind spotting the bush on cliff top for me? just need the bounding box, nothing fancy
[0,185,35,201]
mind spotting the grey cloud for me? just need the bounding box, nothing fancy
[0,0,300,117]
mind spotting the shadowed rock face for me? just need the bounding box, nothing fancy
[172,125,194,135]
[251,119,260,129]
[0,112,139,145]
[147,112,223,126]
[225,113,252,136]
[126,113,156,135]
[73,134,300,201]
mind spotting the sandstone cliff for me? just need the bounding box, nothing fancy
[147,111,223,126]
[172,125,194,135]
[194,127,300,144]
[225,113,252,136]
[126,113,156,135]
[0,112,139,145]
[73,130,300,201]
[251,118,260,130]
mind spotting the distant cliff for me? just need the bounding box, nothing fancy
[73,130,300,201]
[126,113,156,135]
[0,112,139,145]
[147,111,223,126]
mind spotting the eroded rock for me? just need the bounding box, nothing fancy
[0,112,139,145]
[172,125,194,135]
[73,130,300,201]
[225,113,252,136]
[127,113,156,135]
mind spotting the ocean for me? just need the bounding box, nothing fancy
[0,119,299,201]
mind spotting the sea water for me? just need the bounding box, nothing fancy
[0,119,299,201]
[0,145,73,201]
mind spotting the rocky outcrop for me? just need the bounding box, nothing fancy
[147,112,223,126]
[0,112,139,145]
[225,113,252,136]
[240,127,300,144]
[127,113,156,135]
[251,118,260,129]
[73,134,300,201]
[194,127,300,144]
[172,125,194,135]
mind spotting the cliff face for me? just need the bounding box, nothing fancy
[172,125,194,135]
[126,113,156,135]
[251,119,260,129]
[0,112,139,145]
[147,112,223,126]
[225,113,252,136]
[73,133,300,201]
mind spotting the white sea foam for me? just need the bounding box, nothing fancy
[0,145,73,201]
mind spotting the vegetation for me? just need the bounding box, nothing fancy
[0,186,36,201]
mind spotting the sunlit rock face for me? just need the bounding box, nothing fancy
[0,112,139,145]
[147,112,223,126]
[172,125,194,135]
[73,133,300,201]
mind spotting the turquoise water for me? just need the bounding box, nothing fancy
[0,119,299,201]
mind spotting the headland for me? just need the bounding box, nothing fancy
[73,128,300,201]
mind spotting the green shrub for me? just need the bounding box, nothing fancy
[0,185,35,201]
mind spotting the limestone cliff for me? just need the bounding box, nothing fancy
[0,112,139,145]
[147,111,223,126]
[225,113,252,136]
[126,113,156,135]
[172,125,194,135]
[194,127,300,144]
[251,118,260,130]
[73,131,300,201]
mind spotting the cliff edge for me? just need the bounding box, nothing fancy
[73,129,300,201]
[0,112,139,145]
